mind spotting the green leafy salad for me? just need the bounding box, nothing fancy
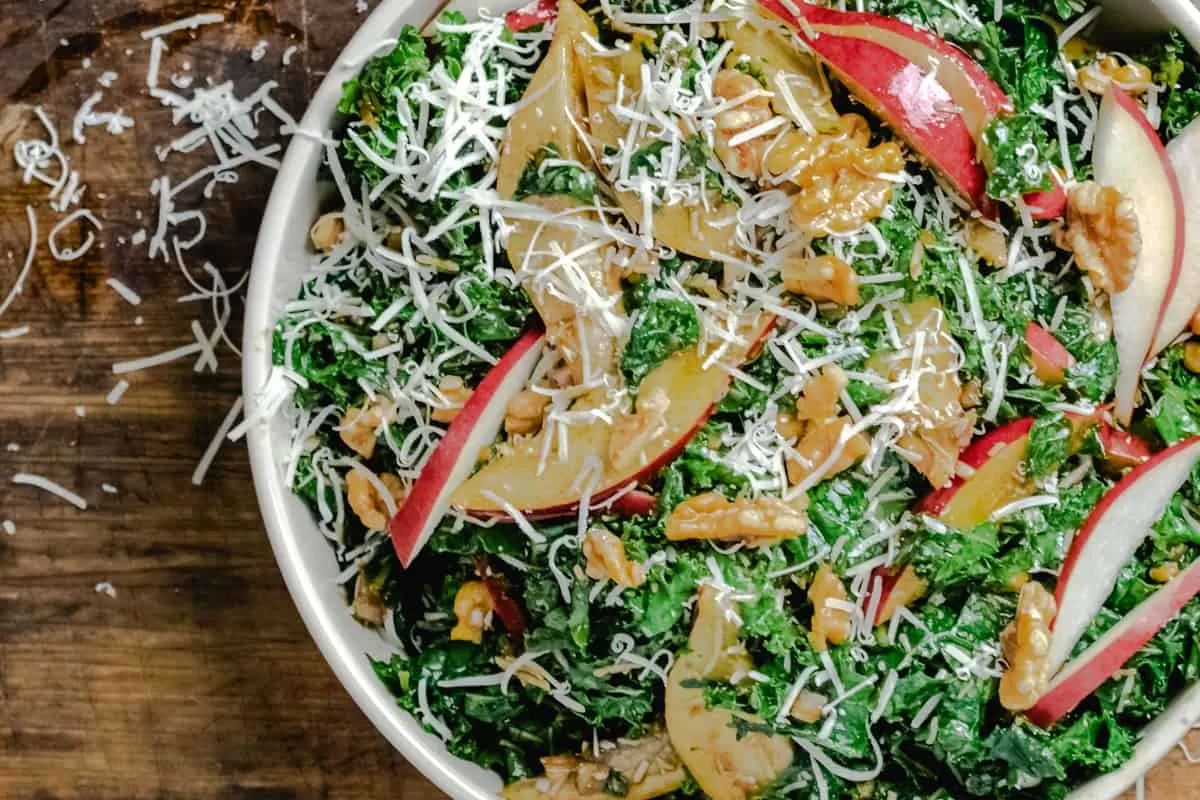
[268,0,1200,797]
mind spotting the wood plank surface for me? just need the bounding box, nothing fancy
[0,1,1195,798]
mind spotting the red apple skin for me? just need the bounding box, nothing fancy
[1029,557,1200,728]
[1099,87,1187,425]
[506,0,558,31]
[1023,178,1068,221]
[607,488,658,517]
[1025,322,1074,384]
[456,315,777,520]
[389,328,546,568]
[773,2,1011,124]
[914,418,1034,517]
[1097,424,1153,469]
[1054,436,1200,613]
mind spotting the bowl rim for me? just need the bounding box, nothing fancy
[243,1,1200,798]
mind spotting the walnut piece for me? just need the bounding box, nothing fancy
[782,366,868,486]
[505,389,551,437]
[339,401,392,459]
[432,375,474,424]
[345,469,406,531]
[965,219,1008,269]
[789,691,828,724]
[309,211,346,252]
[781,254,859,306]
[450,580,495,644]
[666,491,808,547]
[711,69,776,180]
[1057,181,1140,295]
[583,528,645,588]
[609,387,670,472]
[999,581,1056,712]
[787,416,869,486]
[808,562,853,652]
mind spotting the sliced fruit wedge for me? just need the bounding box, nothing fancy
[505,0,558,31]
[914,418,1034,528]
[1025,322,1074,385]
[1048,436,1200,675]
[451,314,775,517]
[666,586,792,798]
[577,42,739,261]
[1029,556,1200,728]
[1093,87,1187,424]
[916,413,1152,530]
[1151,117,1200,357]
[759,0,992,208]
[389,329,547,567]
[762,1,1010,142]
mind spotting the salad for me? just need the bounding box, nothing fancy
[270,0,1200,797]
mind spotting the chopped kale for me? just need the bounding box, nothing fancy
[513,143,599,204]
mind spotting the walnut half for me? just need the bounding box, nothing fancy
[1057,181,1140,295]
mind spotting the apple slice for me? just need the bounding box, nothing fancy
[760,0,988,208]
[1023,175,1069,221]
[1025,322,1074,385]
[505,0,557,31]
[1152,118,1200,357]
[1029,556,1200,728]
[915,418,1034,528]
[763,2,1010,143]
[450,315,775,517]
[1093,87,1186,424]
[1097,423,1152,469]
[389,329,546,567]
[1048,436,1200,675]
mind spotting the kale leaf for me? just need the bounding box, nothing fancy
[513,143,598,204]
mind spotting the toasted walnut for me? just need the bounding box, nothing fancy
[1184,342,1200,374]
[1079,55,1154,95]
[764,114,905,237]
[874,566,928,627]
[1057,181,1140,295]
[346,470,407,531]
[809,562,853,652]
[1150,562,1181,583]
[966,220,1008,269]
[775,411,805,442]
[790,691,828,724]
[352,566,387,626]
[609,387,670,472]
[999,581,1057,712]
[451,580,495,644]
[505,390,551,437]
[786,416,870,486]
[339,401,392,459]
[310,211,346,252]
[794,365,850,422]
[583,528,646,588]
[782,254,859,306]
[666,491,808,547]
[711,69,776,180]
[432,376,474,424]
[868,298,974,489]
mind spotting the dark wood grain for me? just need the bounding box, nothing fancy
[0,1,1196,798]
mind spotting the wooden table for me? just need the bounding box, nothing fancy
[0,1,1195,798]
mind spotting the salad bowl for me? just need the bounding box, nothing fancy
[244,0,1200,798]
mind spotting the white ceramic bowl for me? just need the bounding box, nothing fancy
[243,2,1200,797]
